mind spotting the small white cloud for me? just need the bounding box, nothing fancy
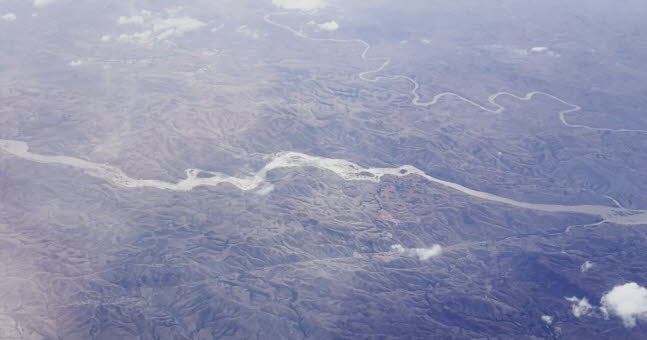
[391,244,442,260]
[580,260,594,272]
[33,0,59,7]
[317,20,338,31]
[117,15,146,25]
[118,30,152,45]
[116,10,205,46]
[530,46,549,53]
[272,0,327,10]
[1,13,16,22]
[529,46,560,57]
[541,315,553,325]
[420,38,432,45]
[600,282,647,328]
[68,60,83,67]
[237,25,260,39]
[565,296,594,318]
[100,35,112,42]
[491,45,559,57]
[153,17,206,40]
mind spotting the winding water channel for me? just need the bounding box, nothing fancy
[2,139,646,225]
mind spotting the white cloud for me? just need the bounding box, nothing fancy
[484,44,560,58]
[237,25,260,39]
[530,46,548,53]
[529,46,560,57]
[600,282,647,328]
[391,244,442,260]
[580,260,594,272]
[272,0,327,10]
[117,15,146,25]
[561,283,647,328]
[33,0,59,7]
[153,17,206,40]
[1,13,16,21]
[116,10,205,46]
[420,38,432,45]
[565,296,594,318]
[100,35,112,42]
[541,315,553,325]
[118,30,152,45]
[68,59,83,67]
[317,21,338,31]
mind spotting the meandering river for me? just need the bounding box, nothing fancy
[2,139,646,225]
